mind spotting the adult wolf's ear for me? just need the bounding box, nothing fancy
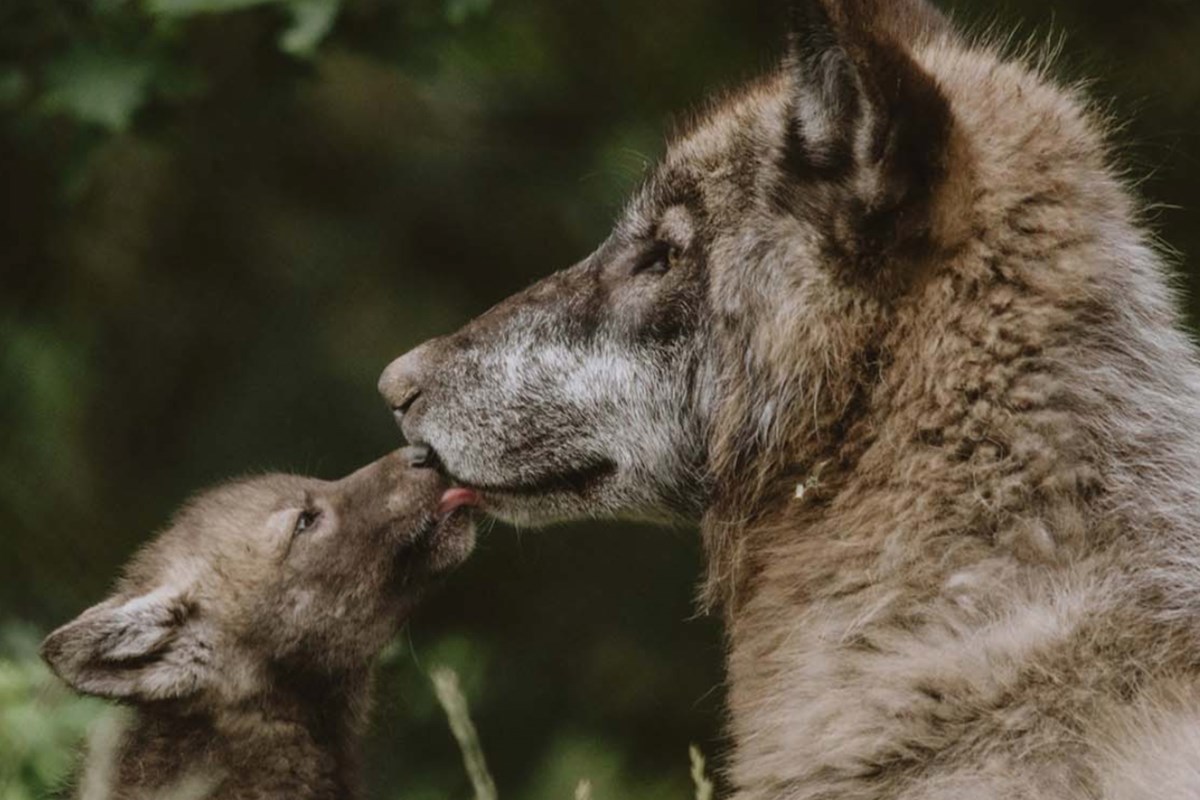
[41,588,210,701]
[782,0,966,282]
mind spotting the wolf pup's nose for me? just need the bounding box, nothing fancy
[402,445,434,468]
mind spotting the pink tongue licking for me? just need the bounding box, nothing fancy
[437,487,482,517]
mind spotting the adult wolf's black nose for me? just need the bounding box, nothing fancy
[379,343,432,420]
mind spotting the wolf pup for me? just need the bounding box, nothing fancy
[41,447,480,800]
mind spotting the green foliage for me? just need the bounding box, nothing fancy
[14,0,340,135]
[524,737,652,800]
[146,0,343,57]
[278,0,341,56]
[445,0,493,27]
[430,666,717,800]
[0,67,28,107]
[0,635,705,800]
[147,0,292,13]
[40,46,155,132]
[0,623,112,800]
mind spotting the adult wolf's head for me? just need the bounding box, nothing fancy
[381,0,969,526]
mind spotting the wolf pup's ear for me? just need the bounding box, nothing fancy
[41,588,210,701]
[782,0,961,284]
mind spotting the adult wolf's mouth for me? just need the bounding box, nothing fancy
[463,457,617,497]
[420,447,617,499]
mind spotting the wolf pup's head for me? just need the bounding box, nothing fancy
[41,450,476,704]
[380,0,967,526]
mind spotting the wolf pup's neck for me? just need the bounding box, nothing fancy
[78,667,372,800]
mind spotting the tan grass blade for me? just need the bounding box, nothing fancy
[431,667,499,800]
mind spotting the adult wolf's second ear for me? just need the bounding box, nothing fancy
[781,0,968,285]
[41,588,211,701]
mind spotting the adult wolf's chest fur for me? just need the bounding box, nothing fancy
[718,500,1198,800]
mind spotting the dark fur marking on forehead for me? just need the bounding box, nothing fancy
[633,169,707,235]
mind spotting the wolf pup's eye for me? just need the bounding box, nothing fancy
[293,508,321,537]
[631,242,678,277]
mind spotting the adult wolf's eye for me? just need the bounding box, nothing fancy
[293,509,321,537]
[631,242,678,277]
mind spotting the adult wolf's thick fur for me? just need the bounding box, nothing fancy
[381,1,1200,796]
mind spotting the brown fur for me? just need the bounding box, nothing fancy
[42,450,474,800]
[379,2,1200,796]
[705,12,1200,799]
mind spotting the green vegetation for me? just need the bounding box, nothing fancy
[0,623,110,800]
[0,631,714,800]
[1,0,1197,797]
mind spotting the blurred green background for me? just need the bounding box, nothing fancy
[1,0,1197,797]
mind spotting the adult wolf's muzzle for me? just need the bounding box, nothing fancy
[378,246,711,527]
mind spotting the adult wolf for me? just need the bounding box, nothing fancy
[381,0,1200,796]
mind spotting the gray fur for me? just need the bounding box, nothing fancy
[43,451,474,800]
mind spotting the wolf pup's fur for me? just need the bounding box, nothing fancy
[380,0,1200,797]
[42,448,478,800]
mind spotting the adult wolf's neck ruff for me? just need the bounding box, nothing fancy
[708,11,1200,800]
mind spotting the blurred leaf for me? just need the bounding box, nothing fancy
[40,47,154,133]
[445,0,492,26]
[279,0,341,57]
[145,0,274,14]
[420,636,489,700]
[0,67,27,107]
[146,0,340,57]
[151,60,208,102]
[0,623,112,799]
[525,737,627,800]
[0,320,92,531]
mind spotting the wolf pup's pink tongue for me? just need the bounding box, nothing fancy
[437,487,481,517]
